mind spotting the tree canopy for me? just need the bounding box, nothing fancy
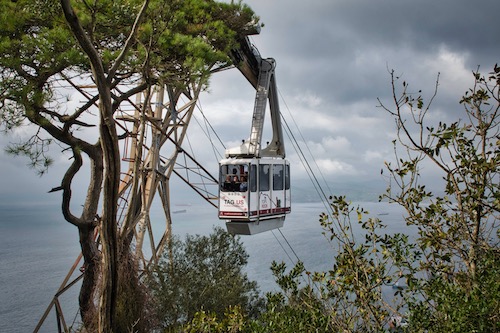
[149,226,263,330]
[0,0,258,166]
[0,1,260,331]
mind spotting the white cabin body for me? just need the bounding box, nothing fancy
[218,157,291,234]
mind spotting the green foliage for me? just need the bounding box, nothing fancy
[0,0,259,173]
[137,0,259,85]
[149,226,264,331]
[404,249,500,333]
[182,306,249,333]
[259,196,400,332]
[4,131,54,176]
[377,66,500,332]
[182,197,403,332]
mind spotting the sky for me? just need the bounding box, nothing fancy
[1,0,500,204]
[195,0,500,196]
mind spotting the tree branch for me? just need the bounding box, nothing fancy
[108,0,151,81]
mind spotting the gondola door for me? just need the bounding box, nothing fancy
[219,163,249,220]
[257,163,272,217]
[271,162,285,215]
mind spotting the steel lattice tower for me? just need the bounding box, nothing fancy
[34,78,220,332]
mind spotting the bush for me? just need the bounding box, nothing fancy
[148,226,264,330]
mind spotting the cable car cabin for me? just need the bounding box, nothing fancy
[218,158,291,235]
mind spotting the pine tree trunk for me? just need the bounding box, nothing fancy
[98,100,121,332]
[79,224,100,331]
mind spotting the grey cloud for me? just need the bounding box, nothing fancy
[200,0,500,191]
[248,0,499,101]
[3,0,499,199]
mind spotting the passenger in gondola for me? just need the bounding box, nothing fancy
[223,175,232,191]
[232,175,240,191]
[239,175,248,192]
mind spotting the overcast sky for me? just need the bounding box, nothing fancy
[1,0,499,204]
[198,0,500,192]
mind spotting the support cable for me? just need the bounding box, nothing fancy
[271,230,296,265]
[194,98,226,161]
[282,115,330,208]
[279,93,344,237]
[279,89,334,197]
[276,228,301,263]
[271,229,323,293]
[183,133,214,196]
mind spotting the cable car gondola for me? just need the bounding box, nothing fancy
[218,39,290,235]
[219,157,290,235]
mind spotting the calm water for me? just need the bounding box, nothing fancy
[0,200,407,332]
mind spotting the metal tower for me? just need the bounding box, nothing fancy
[34,78,220,332]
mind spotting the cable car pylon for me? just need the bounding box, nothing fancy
[34,79,219,332]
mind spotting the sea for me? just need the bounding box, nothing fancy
[0,200,408,333]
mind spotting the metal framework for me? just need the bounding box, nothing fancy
[34,79,220,332]
[115,83,219,266]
